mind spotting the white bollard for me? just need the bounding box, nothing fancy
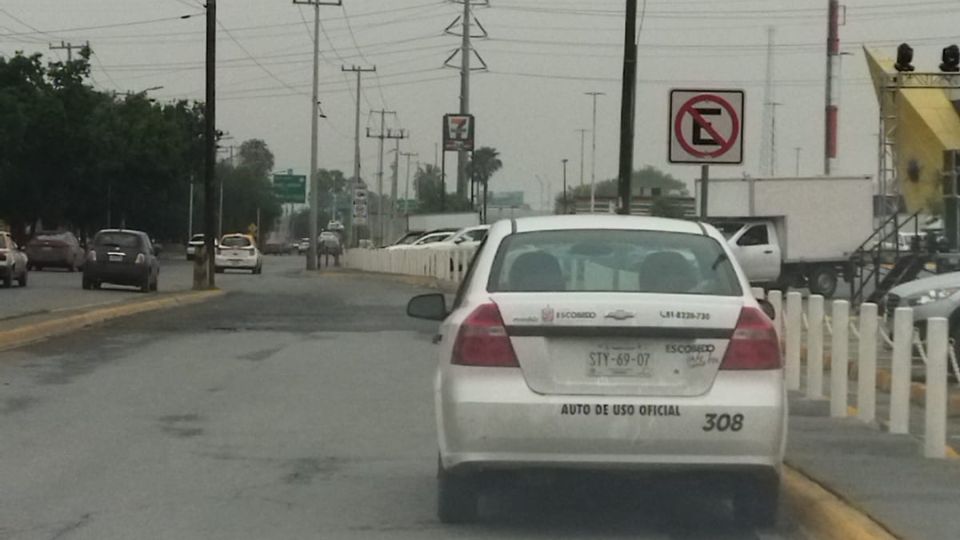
[857,303,878,423]
[889,307,914,434]
[924,317,948,459]
[806,295,825,399]
[751,287,766,300]
[785,292,803,391]
[768,290,784,343]
[830,300,850,418]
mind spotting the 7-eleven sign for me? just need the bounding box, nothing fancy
[443,114,475,151]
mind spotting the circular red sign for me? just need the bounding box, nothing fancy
[674,94,740,159]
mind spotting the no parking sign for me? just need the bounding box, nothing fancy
[669,89,744,165]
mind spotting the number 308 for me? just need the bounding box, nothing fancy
[702,413,744,432]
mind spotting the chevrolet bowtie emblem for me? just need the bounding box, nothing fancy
[605,310,635,321]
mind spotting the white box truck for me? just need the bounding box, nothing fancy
[696,176,875,297]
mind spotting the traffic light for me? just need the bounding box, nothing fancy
[941,44,960,72]
[895,43,915,72]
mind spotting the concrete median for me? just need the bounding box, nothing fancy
[0,289,225,352]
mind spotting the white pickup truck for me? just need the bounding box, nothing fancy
[697,176,875,297]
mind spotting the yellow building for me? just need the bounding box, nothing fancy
[866,47,960,214]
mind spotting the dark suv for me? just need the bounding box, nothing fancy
[82,229,159,292]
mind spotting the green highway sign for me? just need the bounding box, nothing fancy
[272,174,307,204]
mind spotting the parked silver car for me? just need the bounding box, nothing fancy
[885,271,960,347]
[0,231,28,288]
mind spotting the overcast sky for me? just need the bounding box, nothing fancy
[3,0,959,209]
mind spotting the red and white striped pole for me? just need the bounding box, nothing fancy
[824,0,840,175]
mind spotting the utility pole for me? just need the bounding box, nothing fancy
[444,0,488,198]
[401,152,419,214]
[824,0,840,175]
[366,110,399,245]
[457,0,471,199]
[293,0,342,271]
[617,0,639,216]
[49,40,88,62]
[202,0,217,289]
[342,65,375,246]
[389,132,409,243]
[575,128,589,187]
[188,179,194,239]
[561,158,569,214]
[585,92,604,212]
[769,101,784,176]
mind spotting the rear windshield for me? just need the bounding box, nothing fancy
[36,231,75,243]
[222,236,252,248]
[191,234,205,242]
[488,229,742,296]
[95,232,141,248]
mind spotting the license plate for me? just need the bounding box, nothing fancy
[230,259,242,265]
[587,345,654,378]
[109,255,123,262]
[42,246,53,251]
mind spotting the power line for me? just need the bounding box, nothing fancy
[340,2,388,109]
[217,19,305,97]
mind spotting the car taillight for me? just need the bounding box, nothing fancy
[87,250,96,262]
[452,303,519,368]
[135,253,145,265]
[720,307,782,370]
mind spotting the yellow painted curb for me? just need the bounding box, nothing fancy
[0,289,225,352]
[783,466,898,540]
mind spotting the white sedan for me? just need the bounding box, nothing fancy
[384,231,454,251]
[215,234,263,274]
[407,215,785,525]
[421,225,489,250]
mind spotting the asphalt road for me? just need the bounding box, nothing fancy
[0,256,806,539]
[0,253,306,321]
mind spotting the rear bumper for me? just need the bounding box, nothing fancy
[437,369,787,474]
[215,255,259,269]
[0,264,10,278]
[84,263,149,285]
[25,251,71,266]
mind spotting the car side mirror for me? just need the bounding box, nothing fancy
[757,299,776,320]
[407,293,447,321]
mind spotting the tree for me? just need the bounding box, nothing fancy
[238,139,274,179]
[467,147,503,220]
[220,140,281,237]
[556,165,688,213]
[413,164,471,213]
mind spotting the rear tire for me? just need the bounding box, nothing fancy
[733,473,779,528]
[17,269,27,287]
[808,266,838,298]
[1,271,11,288]
[437,461,480,524]
[140,275,151,293]
[82,276,92,290]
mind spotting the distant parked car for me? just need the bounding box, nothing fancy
[185,234,217,261]
[25,230,85,271]
[83,229,159,292]
[0,231,28,288]
[216,234,263,274]
[297,238,310,255]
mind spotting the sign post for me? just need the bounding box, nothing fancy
[669,89,744,219]
[271,174,307,205]
[441,114,476,212]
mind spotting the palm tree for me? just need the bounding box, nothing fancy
[467,147,503,223]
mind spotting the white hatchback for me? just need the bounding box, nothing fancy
[215,234,263,274]
[407,215,786,525]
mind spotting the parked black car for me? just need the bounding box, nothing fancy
[82,229,159,292]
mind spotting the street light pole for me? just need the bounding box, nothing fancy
[561,158,568,214]
[585,92,604,213]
